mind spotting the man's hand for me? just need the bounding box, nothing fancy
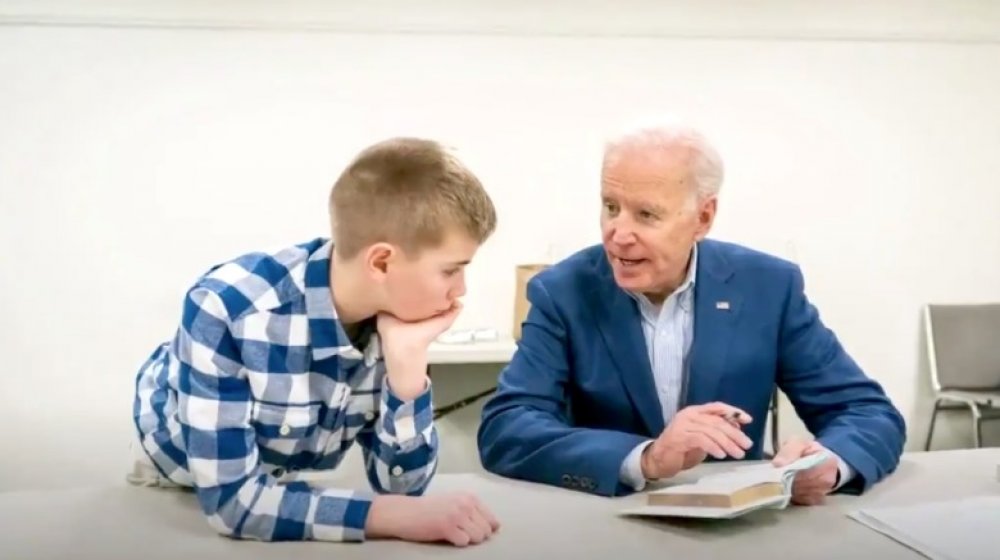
[772,438,839,506]
[377,302,463,399]
[640,402,753,480]
[365,492,500,547]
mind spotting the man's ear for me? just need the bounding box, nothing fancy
[365,243,396,279]
[694,196,717,241]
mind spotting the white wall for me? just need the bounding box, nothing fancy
[2,1,999,492]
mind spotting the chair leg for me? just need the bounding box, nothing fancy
[971,403,984,448]
[924,398,943,451]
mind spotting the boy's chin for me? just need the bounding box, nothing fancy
[384,307,443,323]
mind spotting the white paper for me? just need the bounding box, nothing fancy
[849,496,1000,560]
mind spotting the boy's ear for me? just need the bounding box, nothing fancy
[365,243,396,278]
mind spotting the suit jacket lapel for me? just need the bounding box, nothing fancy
[685,241,742,407]
[591,257,665,436]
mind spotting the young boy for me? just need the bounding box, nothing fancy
[130,137,500,546]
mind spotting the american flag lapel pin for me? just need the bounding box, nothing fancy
[716,301,730,310]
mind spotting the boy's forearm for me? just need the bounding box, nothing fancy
[364,495,409,539]
[192,469,374,541]
[384,352,430,400]
[364,375,438,494]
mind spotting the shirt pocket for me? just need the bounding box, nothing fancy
[250,401,320,440]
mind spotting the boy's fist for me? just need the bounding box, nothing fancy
[365,492,500,547]
[377,301,463,358]
[376,302,463,399]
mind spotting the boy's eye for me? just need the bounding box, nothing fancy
[443,268,460,277]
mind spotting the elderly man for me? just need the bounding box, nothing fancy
[478,122,905,503]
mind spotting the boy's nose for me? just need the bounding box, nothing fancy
[453,278,467,299]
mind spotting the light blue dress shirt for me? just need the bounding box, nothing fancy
[617,246,852,491]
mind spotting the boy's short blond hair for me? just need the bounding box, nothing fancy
[329,138,497,259]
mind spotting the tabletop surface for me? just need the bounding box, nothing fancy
[427,337,517,365]
[2,448,998,560]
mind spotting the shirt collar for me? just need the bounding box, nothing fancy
[303,239,382,365]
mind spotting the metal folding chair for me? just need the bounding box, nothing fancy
[923,303,1000,450]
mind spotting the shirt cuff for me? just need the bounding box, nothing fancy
[619,440,654,491]
[833,453,854,491]
[311,489,374,542]
[380,377,433,444]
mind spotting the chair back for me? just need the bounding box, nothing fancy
[924,303,1000,392]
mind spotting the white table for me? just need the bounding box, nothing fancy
[2,449,997,559]
[427,337,517,365]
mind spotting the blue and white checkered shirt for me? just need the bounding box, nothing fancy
[133,238,438,542]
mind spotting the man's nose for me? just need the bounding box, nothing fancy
[609,221,637,245]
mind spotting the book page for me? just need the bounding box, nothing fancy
[651,451,831,497]
[654,466,782,495]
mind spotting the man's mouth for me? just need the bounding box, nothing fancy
[614,256,647,267]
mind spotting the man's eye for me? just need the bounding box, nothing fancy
[443,269,460,277]
[639,210,657,220]
[603,201,619,213]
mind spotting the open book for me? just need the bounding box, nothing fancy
[620,451,830,519]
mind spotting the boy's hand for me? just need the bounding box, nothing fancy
[377,302,463,399]
[365,492,500,547]
[377,301,463,358]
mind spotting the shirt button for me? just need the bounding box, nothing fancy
[364,411,375,422]
[391,466,403,476]
[279,424,291,436]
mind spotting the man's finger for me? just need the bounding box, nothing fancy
[792,491,826,506]
[804,440,830,458]
[794,476,832,491]
[693,402,753,424]
[772,438,811,467]
[794,470,825,484]
[691,432,727,460]
[793,467,837,496]
[690,423,747,459]
[793,460,834,481]
[692,414,754,450]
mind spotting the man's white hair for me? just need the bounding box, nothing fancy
[603,119,725,199]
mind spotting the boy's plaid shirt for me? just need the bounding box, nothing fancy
[133,238,438,541]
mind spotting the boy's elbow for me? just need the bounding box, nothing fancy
[194,481,264,541]
[205,512,242,539]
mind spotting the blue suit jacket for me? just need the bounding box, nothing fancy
[478,240,906,497]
